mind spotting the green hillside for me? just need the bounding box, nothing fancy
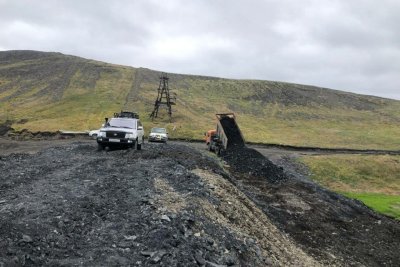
[301,155,400,219]
[1,50,400,149]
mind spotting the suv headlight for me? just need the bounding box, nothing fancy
[98,131,106,137]
[125,133,135,139]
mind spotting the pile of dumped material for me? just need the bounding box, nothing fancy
[0,139,399,266]
[218,141,400,266]
[218,115,286,183]
[222,147,287,184]
[0,142,319,266]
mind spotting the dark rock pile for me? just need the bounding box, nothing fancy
[220,143,400,266]
[219,116,286,183]
[0,142,274,266]
[222,146,287,184]
[1,140,399,266]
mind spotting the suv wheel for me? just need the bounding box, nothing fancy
[97,143,104,151]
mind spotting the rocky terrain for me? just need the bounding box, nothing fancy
[0,139,399,266]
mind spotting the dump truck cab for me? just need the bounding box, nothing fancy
[205,129,218,152]
[205,129,217,145]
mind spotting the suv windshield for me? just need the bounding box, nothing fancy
[151,128,166,133]
[108,118,136,129]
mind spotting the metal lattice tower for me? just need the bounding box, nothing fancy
[150,73,176,121]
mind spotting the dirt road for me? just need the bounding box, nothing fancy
[1,138,399,266]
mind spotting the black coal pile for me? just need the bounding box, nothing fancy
[2,138,400,266]
[219,116,286,183]
[0,142,279,266]
[220,145,400,266]
[219,116,244,148]
[222,147,287,184]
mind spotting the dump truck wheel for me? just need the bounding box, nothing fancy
[208,143,214,152]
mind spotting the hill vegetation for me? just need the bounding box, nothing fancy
[1,50,400,150]
[301,154,400,219]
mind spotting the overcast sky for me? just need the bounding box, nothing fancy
[1,0,399,100]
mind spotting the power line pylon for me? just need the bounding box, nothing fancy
[149,73,176,121]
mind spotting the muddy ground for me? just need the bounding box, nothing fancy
[0,138,399,266]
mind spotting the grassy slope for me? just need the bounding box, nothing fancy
[301,155,400,219]
[1,51,400,150]
[0,52,135,132]
[127,71,400,149]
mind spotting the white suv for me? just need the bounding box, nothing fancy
[97,117,144,150]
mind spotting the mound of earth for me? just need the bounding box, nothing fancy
[221,145,400,266]
[222,146,287,184]
[0,140,399,266]
[0,142,318,266]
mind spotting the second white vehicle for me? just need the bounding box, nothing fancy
[148,127,168,143]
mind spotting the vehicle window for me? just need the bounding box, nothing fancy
[151,128,166,133]
[109,118,136,129]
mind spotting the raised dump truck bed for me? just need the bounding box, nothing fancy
[211,113,244,154]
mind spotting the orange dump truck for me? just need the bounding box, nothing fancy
[205,113,245,155]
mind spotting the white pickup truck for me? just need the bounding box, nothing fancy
[96,116,144,150]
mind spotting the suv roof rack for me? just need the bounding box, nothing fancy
[114,111,139,119]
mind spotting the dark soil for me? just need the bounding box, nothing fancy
[6,129,65,140]
[1,139,399,266]
[0,120,12,136]
[222,147,286,184]
[221,145,400,266]
[0,141,318,266]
